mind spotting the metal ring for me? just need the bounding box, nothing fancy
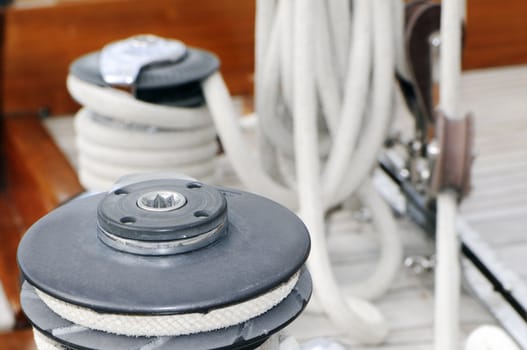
[97,220,226,256]
[136,191,187,212]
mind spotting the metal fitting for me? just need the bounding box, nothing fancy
[430,110,474,198]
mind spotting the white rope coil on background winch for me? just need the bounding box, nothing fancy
[67,75,219,192]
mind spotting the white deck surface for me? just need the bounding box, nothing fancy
[44,65,527,349]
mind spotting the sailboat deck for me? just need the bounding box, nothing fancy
[40,65,527,349]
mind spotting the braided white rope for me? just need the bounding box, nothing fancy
[74,110,216,150]
[78,154,216,181]
[67,75,212,129]
[35,272,299,337]
[78,168,217,193]
[76,137,218,167]
[67,75,219,192]
[33,329,290,350]
[434,0,463,349]
[33,329,64,350]
[200,0,405,344]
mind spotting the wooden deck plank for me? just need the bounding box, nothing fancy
[4,114,83,231]
[0,329,36,350]
[1,0,526,117]
[3,0,255,115]
[459,66,527,299]
[0,194,23,319]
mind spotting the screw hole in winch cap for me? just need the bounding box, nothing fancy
[194,210,210,218]
[187,182,202,189]
[120,216,136,224]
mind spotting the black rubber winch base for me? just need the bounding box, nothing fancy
[18,176,312,349]
[18,182,310,315]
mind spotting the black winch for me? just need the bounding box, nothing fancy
[18,176,311,350]
[70,35,219,107]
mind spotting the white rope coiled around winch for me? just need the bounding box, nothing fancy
[200,0,405,344]
[34,271,299,338]
[67,75,219,192]
[33,329,63,350]
[33,328,300,350]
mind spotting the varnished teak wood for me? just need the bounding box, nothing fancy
[4,0,255,115]
[463,0,527,69]
[0,194,23,317]
[4,114,83,231]
[0,328,36,350]
[0,115,82,345]
[2,0,526,116]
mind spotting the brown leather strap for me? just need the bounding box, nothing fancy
[405,1,441,125]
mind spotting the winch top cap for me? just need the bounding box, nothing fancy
[100,35,189,85]
[70,35,220,90]
[17,178,310,315]
[97,179,228,245]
